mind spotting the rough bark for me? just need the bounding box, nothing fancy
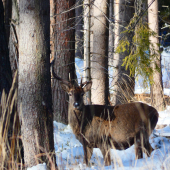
[50,0,56,61]
[148,0,166,111]
[112,0,135,105]
[52,0,76,124]
[8,0,19,77]
[18,0,56,168]
[91,0,109,105]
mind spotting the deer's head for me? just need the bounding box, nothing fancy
[60,80,92,110]
[51,61,92,110]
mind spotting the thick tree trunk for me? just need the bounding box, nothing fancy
[52,0,76,124]
[18,0,56,168]
[148,0,166,111]
[112,0,135,105]
[91,0,109,105]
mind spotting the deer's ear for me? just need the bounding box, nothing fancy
[82,81,92,93]
[60,83,70,93]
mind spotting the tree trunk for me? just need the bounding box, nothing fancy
[84,0,91,104]
[0,0,12,97]
[50,0,56,61]
[148,0,166,111]
[52,0,76,124]
[18,0,56,168]
[108,0,114,66]
[1,1,22,167]
[8,0,19,77]
[75,0,84,59]
[112,0,135,105]
[91,0,109,105]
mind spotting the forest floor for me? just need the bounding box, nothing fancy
[29,50,170,169]
[29,96,170,170]
[52,108,170,170]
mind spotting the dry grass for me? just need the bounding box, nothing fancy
[0,71,169,170]
[110,74,136,104]
[134,93,170,106]
[0,71,23,170]
[0,71,57,170]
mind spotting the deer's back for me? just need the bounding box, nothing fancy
[84,102,158,146]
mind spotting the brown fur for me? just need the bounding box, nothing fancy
[52,71,159,166]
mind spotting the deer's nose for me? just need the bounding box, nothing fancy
[74,102,79,108]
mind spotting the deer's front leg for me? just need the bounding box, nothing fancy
[100,146,111,166]
[83,144,93,166]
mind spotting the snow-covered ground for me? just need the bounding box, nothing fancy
[30,109,170,170]
[28,108,170,170]
[29,48,170,170]
[53,110,170,170]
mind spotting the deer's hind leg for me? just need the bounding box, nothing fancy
[135,127,153,159]
[144,140,153,157]
[143,130,154,157]
[134,131,143,159]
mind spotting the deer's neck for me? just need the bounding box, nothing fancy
[68,105,85,135]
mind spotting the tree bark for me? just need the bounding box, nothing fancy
[75,0,84,59]
[50,0,56,61]
[91,0,109,105]
[84,0,91,104]
[8,0,19,77]
[112,0,135,105]
[108,0,114,66]
[18,0,56,168]
[52,0,76,124]
[148,0,166,111]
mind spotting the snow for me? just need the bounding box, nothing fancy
[30,109,170,170]
[52,114,170,170]
[27,163,47,170]
[28,50,170,169]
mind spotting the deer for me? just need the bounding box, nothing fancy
[51,65,159,166]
